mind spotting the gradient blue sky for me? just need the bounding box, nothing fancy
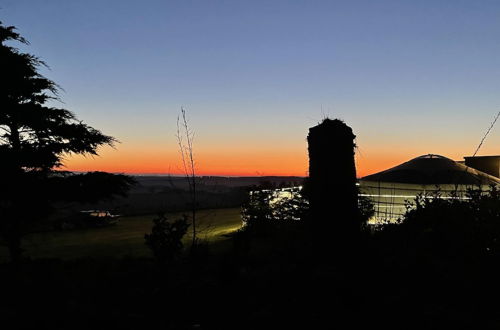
[2,0,500,176]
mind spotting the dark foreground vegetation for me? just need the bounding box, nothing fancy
[2,188,500,329]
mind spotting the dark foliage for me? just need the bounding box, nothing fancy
[3,187,500,329]
[380,185,500,259]
[49,171,136,204]
[144,214,189,264]
[241,187,308,224]
[358,186,500,328]
[358,190,375,224]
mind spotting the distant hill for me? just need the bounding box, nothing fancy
[60,176,305,217]
[130,176,305,193]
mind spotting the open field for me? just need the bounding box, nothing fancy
[0,208,242,262]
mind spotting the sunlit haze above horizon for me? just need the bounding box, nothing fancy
[3,0,500,177]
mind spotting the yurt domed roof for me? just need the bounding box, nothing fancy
[361,154,500,185]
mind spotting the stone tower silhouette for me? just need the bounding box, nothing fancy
[307,118,359,236]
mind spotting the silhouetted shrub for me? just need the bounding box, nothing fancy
[361,186,500,328]
[358,192,375,225]
[144,213,189,264]
[378,185,500,261]
[241,187,308,224]
[234,186,314,265]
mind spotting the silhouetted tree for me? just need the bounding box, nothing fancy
[176,107,198,249]
[145,213,189,265]
[0,22,134,262]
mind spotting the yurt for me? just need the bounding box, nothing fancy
[359,154,500,223]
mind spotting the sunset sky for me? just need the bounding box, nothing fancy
[3,0,500,177]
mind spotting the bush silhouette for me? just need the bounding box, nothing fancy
[145,214,189,264]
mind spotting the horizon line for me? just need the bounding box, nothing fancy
[66,171,308,178]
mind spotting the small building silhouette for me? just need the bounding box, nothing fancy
[464,155,500,179]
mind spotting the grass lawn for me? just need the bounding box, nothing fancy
[0,208,242,262]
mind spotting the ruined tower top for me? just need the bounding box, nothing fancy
[308,118,356,143]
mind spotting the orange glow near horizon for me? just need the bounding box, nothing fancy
[62,139,496,178]
[63,146,311,177]
[61,148,428,178]
[64,157,405,178]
